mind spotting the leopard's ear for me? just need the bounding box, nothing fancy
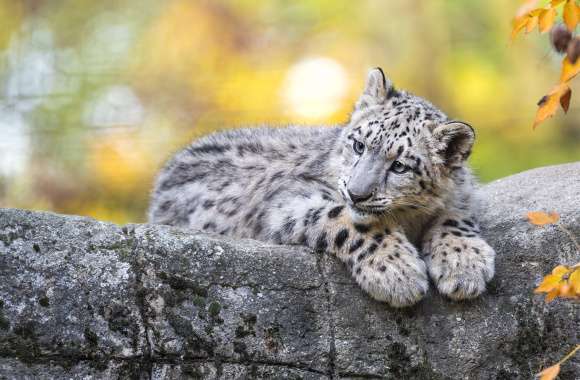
[355,67,395,110]
[431,121,475,168]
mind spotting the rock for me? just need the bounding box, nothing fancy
[0,162,579,379]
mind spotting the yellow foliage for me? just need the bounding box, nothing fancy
[537,363,560,380]
[537,346,580,380]
[535,265,580,301]
[511,0,580,128]
[563,0,579,30]
[527,211,560,225]
[533,85,571,129]
[539,8,558,33]
[560,56,580,82]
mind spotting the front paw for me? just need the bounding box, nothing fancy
[354,249,429,308]
[424,236,495,301]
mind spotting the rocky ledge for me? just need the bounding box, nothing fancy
[1,163,579,379]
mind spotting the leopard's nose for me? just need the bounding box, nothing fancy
[347,189,373,204]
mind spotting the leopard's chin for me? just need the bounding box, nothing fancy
[348,204,388,222]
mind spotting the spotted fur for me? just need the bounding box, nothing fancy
[149,68,495,307]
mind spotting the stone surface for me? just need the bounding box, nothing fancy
[0,162,579,379]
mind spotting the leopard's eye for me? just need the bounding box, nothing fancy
[390,160,410,174]
[352,140,365,155]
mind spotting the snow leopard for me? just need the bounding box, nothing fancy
[148,67,495,308]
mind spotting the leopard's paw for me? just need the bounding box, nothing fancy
[354,247,429,308]
[425,236,495,301]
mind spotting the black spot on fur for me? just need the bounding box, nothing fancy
[354,223,371,233]
[443,219,459,228]
[335,229,349,249]
[315,232,328,252]
[203,200,215,209]
[311,207,324,225]
[203,222,216,231]
[188,144,231,155]
[282,217,296,236]
[159,200,173,212]
[269,170,285,182]
[349,238,365,254]
[327,206,344,219]
[264,187,284,201]
[462,219,474,227]
[160,171,208,191]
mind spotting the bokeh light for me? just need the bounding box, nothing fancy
[282,57,349,120]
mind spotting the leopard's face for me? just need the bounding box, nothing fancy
[336,69,474,220]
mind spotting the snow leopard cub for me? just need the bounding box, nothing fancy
[149,67,495,308]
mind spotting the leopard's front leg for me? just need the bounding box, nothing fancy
[422,211,495,300]
[345,223,429,307]
[271,201,429,307]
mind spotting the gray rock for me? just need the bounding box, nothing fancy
[0,162,579,379]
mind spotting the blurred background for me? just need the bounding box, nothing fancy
[0,0,578,224]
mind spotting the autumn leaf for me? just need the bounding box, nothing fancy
[535,265,570,292]
[539,8,557,33]
[569,268,580,293]
[560,86,572,112]
[537,363,560,380]
[534,85,570,128]
[512,15,531,40]
[535,265,580,301]
[526,13,540,33]
[551,0,566,6]
[527,211,560,225]
[512,2,542,40]
[560,55,580,82]
[545,288,560,302]
[563,0,579,31]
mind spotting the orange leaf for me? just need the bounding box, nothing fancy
[569,268,580,294]
[551,0,566,6]
[560,86,572,112]
[546,288,560,302]
[534,85,570,128]
[512,15,530,40]
[560,56,580,82]
[517,0,540,18]
[535,278,561,293]
[551,265,571,276]
[527,211,560,225]
[535,265,570,293]
[559,283,573,297]
[563,0,579,31]
[526,14,540,33]
[539,8,557,33]
[538,363,560,380]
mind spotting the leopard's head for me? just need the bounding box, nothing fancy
[336,68,474,220]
